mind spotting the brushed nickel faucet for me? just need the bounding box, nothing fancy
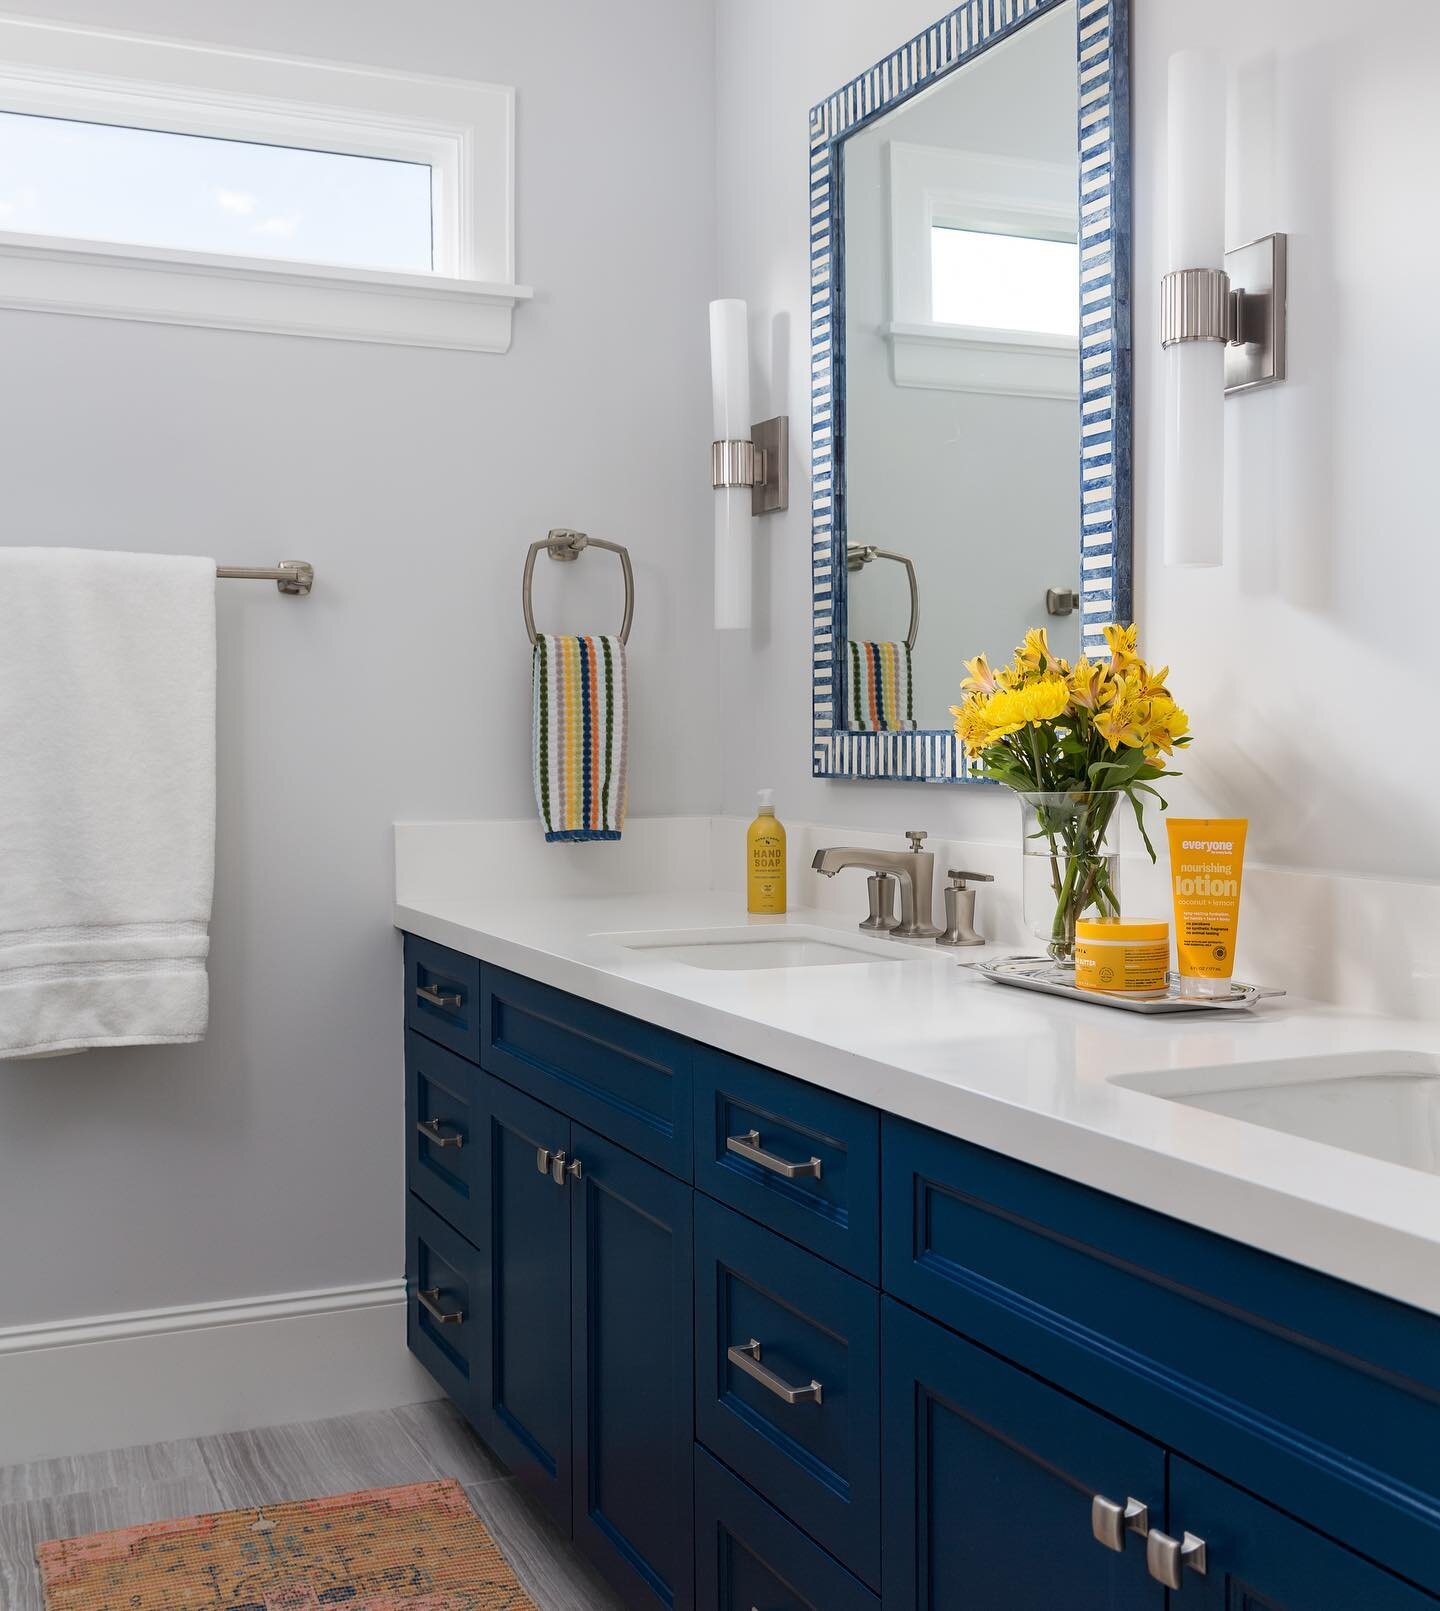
[811,830,941,939]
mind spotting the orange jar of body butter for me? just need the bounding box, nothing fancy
[1074,918,1169,997]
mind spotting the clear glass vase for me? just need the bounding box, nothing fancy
[1018,790,1123,963]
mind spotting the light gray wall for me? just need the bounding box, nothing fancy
[842,5,1079,727]
[716,0,1440,885]
[0,0,718,1325]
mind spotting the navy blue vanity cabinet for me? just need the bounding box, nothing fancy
[694,1195,881,1587]
[571,1128,694,1611]
[404,937,1440,1611]
[695,1450,880,1611]
[481,966,693,1179]
[882,1297,1165,1610]
[881,1116,1440,1599]
[466,1074,573,1534]
[693,1047,879,1283]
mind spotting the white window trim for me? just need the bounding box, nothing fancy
[885,141,1077,400]
[0,15,531,351]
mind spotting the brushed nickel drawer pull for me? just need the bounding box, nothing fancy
[416,982,463,1010]
[1146,1529,1208,1589]
[416,1118,464,1150]
[1091,1494,1149,1553]
[726,1128,823,1181]
[417,1286,465,1325]
[536,1146,552,1174]
[727,1338,823,1405]
[548,1151,584,1186]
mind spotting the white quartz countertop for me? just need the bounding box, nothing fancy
[395,889,1440,1318]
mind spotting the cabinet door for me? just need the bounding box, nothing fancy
[471,1074,573,1535]
[571,1127,694,1611]
[1167,1460,1438,1610]
[883,1299,1165,1611]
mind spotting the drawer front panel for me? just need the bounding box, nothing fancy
[482,967,692,1180]
[694,1048,879,1282]
[695,1450,879,1611]
[883,1117,1440,1595]
[694,1196,880,1587]
[405,935,482,1063]
[406,1193,483,1420]
[404,1031,480,1235]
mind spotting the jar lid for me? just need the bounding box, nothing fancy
[1075,917,1170,942]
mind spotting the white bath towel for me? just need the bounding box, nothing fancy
[0,548,216,1058]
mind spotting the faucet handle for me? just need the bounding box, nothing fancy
[905,830,929,853]
[947,869,995,888]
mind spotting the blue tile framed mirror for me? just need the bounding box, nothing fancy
[810,0,1132,782]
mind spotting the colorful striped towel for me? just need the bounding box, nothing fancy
[847,640,917,732]
[533,634,628,842]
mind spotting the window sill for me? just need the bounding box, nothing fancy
[884,320,1077,400]
[0,230,534,352]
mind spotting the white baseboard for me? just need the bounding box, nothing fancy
[0,1280,440,1467]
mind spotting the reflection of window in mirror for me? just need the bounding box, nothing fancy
[930,227,1078,336]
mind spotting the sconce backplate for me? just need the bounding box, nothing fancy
[751,415,790,515]
[1224,232,1286,394]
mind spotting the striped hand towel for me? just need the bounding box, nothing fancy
[533,634,628,842]
[846,640,917,732]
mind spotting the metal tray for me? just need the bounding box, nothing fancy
[968,955,1285,1014]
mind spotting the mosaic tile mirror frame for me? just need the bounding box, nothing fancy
[810,0,1133,782]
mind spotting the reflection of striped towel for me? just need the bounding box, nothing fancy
[846,640,916,731]
[533,634,628,842]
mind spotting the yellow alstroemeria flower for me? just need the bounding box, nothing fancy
[1102,622,1140,675]
[1014,627,1069,679]
[960,654,999,697]
[1093,676,1147,751]
[1142,695,1190,755]
[1068,657,1114,712]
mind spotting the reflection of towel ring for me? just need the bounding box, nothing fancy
[846,544,919,651]
[523,528,635,646]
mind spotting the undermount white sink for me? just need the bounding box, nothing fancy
[1114,1052,1440,1176]
[595,924,929,972]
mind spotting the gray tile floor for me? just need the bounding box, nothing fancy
[0,1401,627,1611]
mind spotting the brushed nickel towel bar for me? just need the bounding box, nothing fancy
[522,528,634,646]
[216,560,314,596]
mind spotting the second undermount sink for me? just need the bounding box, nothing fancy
[595,924,929,972]
[1114,1052,1440,1176]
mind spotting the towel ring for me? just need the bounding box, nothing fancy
[523,528,634,647]
[846,544,919,651]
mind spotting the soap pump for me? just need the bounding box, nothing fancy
[746,790,787,914]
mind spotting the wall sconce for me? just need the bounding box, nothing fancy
[1161,51,1287,568]
[709,298,789,629]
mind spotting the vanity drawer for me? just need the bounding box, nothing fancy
[695,1449,879,1611]
[694,1048,879,1282]
[405,935,483,1063]
[694,1196,880,1588]
[405,1193,483,1421]
[882,1116,1440,1596]
[405,1031,480,1235]
[481,966,692,1180]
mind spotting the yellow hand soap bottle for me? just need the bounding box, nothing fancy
[747,790,787,914]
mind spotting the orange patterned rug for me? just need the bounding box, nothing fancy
[36,1479,537,1611]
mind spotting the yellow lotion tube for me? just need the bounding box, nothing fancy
[1167,818,1248,997]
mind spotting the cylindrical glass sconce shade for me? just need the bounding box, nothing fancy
[1162,51,1226,568]
[710,299,753,628]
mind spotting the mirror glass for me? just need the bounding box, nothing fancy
[839,1,1082,735]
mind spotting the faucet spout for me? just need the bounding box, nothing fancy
[809,840,941,939]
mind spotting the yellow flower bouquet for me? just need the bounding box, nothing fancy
[951,625,1191,959]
